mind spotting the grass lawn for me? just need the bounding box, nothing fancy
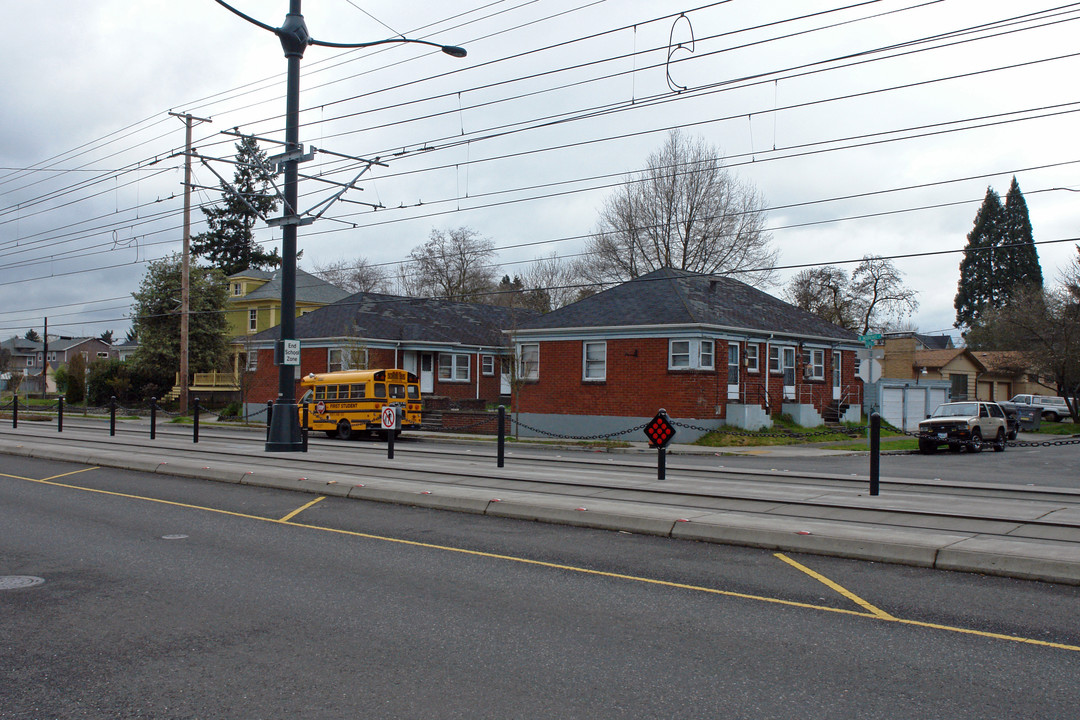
[694,415,904,448]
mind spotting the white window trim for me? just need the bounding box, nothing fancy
[248,308,258,332]
[481,355,495,376]
[519,343,539,380]
[669,339,715,371]
[746,344,759,373]
[582,341,606,381]
[803,348,825,380]
[439,353,471,383]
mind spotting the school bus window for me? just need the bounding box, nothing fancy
[389,383,406,399]
[374,383,386,399]
[314,386,326,400]
[407,385,420,400]
[350,384,364,399]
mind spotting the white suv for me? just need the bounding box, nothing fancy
[1008,394,1072,423]
[918,401,1008,454]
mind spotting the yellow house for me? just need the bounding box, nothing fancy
[226,268,350,338]
[226,267,349,375]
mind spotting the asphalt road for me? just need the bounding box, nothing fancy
[3,455,1079,719]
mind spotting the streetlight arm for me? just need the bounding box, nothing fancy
[212,0,466,57]
[213,0,280,36]
[309,36,467,57]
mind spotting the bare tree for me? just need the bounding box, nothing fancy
[582,129,777,288]
[400,226,497,301]
[518,252,585,311]
[850,256,919,335]
[785,266,856,330]
[784,257,918,334]
[311,257,389,294]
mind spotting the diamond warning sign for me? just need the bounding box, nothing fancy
[644,410,676,449]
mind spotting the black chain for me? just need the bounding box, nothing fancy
[429,416,502,432]
[512,418,650,441]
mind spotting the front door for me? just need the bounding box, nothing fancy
[832,350,842,401]
[782,347,796,400]
[727,343,740,401]
[420,353,434,394]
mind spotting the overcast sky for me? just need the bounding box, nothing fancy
[2,0,1078,342]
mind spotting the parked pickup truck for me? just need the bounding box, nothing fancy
[1007,394,1074,423]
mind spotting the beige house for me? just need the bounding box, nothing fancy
[881,335,1055,402]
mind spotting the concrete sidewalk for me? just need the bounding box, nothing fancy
[2,422,1079,586]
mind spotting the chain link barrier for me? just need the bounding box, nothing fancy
[511,418,650,442]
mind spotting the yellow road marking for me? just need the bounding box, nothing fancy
[279,496,325,522]
[7,468,1080,653]
[775,552,896,620]
[41,467,101,482]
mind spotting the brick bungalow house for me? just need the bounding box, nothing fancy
[509,268,863,441]
[242,291,537,412]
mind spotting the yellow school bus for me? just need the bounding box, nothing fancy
[298,369,422,440]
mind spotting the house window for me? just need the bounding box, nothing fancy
[583,341,606,381]
[248,309,258,332]
[746,344,759,373]
[328,348,347,372]
[727,343,739,385]
[481,355,495,376]
[26,357,34,367]
[670,339,714,370]
[97,352,109,359]
[769,346,780,373]
[519,343,539,380]
[233,283,243,296]
[246,352,258,371]
[700,340,714,370]
[670,340,691,368]
[950,373,968,401]
[802,348,825,380]
[439,353,470,382]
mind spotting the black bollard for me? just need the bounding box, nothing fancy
[110,396,116,436]
[301,402,309,453]
[12,395,17,429]
[497,405,505,468]
[387,425,395,460]
[658,446,666,480]
[266,401,273,443]
[150,397,157,440]
[58,396,64,433]
[193,397,200,444]
[870,412,881,496]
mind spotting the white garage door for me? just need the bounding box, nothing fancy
[906,393,926,431]
[929,387,947,410]
[882,388,905,429]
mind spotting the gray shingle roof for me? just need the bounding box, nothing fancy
[254,292,538,348]
[229,268,349,305]
[517,267,860,342]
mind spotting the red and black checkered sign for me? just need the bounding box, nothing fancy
[644,411,676,448]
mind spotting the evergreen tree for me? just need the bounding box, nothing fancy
[129,255,229,396]
[24,329,41,342]
[1001,176,1043,293]
[955,188,1004,330]
[191,136,281,276]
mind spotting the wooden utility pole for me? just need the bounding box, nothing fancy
[170,111,211,414]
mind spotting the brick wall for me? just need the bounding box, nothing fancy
[515,338,862,420]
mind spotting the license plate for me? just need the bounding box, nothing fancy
[937,432,947,440]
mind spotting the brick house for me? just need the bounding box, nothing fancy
[510,268,863,441]
[241,291,537,412]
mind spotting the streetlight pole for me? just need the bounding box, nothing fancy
[213,0,465,452]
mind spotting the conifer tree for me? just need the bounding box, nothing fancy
[191,136,281,276]
[1001,176,1043,293]
[955,188,1004,330]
